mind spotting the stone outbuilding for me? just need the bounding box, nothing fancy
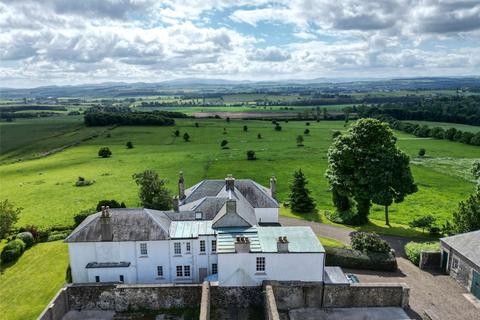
[440,230,480,300]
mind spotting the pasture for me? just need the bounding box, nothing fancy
[0,117,478,232]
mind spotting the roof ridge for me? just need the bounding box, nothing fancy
[144,209,171,235]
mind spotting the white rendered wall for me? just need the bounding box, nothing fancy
[254,208,279,224]
[218,252,324,286]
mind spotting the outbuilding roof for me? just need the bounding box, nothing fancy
[440,230,480,267]
[169,220,215,239]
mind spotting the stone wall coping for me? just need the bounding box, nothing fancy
[349,283,408,288]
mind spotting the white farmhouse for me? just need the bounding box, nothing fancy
[66,174,325,286]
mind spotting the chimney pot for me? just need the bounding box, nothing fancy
[270,176,277,200]
[225,174,235,191]
[235,235,250,253]
[178,171,185,200]
[100,207,113,241]
[172,196,179,212]
[277,236,289,252]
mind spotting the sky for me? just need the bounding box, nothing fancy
[1,0,480,87]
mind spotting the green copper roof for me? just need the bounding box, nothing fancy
[169,221,215,239]
[216,226,324,253]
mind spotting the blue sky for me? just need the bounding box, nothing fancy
[1,0,479,87]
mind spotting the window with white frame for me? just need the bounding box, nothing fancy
[211,240,217,253]
[212,263,218,274]
[184,265,191,277]
[200,240,206,253]
[186,242,191,253]
[452,257,459,270]
[176,266,183,277]
[157,266,163,277]
[174,242,181,255]
[140,243,148,256]
[256,257,266,272]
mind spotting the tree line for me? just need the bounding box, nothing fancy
[84,112,176,126]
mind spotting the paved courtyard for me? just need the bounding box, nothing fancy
[280,216,480,320]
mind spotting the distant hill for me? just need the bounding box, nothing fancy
[1,77,479,98]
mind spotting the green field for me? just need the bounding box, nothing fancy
[0,118,478,230]
[403,120,480,133]
[0,241,69,320]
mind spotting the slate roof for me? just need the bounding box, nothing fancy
[65,209,171,242]
[178,197,228,220]
[183,179,278,208]
[441,230,480,267]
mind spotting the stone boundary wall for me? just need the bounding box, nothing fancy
[199,281,210,320]
[266,281,409,311]
[264,285,280,320]
[419,251,441,270]
[210,284,263,308]
[38,287,69,320]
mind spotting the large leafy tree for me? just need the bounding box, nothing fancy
[289,169,316,213]
[326,118,417,225]
[0,200,21,239]
[132,170,171,210]
[453,192,480,233]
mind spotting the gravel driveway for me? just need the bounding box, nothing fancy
[279,216,480,320]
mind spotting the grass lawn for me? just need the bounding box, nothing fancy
[0,118,478,232]
[0,241,69,320]
[318,236,349,248]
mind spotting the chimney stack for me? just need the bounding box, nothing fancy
[172,196,179,212]
[225,174,235,191]
[270,176,277,200]
[226,199,236,214]
[178,171,185,200]
[234,236,251,253]
[100,206,113,241]
[277,236,289,253]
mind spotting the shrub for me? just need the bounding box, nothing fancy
[98,147,112,158]
[221,140,229,149]
[257,133,262,139]
[126,141,134,149]
[0,199,21,239]
[183,132,190,142]
[16,232,34,248]
[304,128,310,135]
[174,129,180,137]
[332,131,341,139]
[246,150,256,160]
[296,135,304,146]
[1,239,26,263]
[418,148,426,157]
[409,215,436,233]
[243,125,248,132]
[47,231,71,242]
[96,200,125,211]
[73,209,95,227]
[405,241,439,266]
[19,225,39,241]
[325,246,397,271]
[274,124,282,131]
[226,117,230,123]
[350,232,391,254]
[195,122,199,127]
[75,176,95,187]
[306,122,310,126]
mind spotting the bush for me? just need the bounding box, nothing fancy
[405,241,439,266]
[409,215,436,233]
[418,148,426,157]
[47,231,71,242]
[350,232,391,254]
[304,129,310,135]
[95,200,125,211]
[246,150,256,160]
[195,122,199,127]
[18,225,39,241]
[75,176,95,187]
[274,124,282,131]
[98,147,112,158]
[1,239,26,263]
[16,232,34,248]
[257,133,262,139]
[325,246,397,271]
[243,125,248,132]
[73,209,95,227]
[183,132,190,142]
[126,141,133,149]
[221,140,229,149]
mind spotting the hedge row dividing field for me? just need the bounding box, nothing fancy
[0,118,478,232]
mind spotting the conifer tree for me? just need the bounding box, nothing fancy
[289,169,316,213]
